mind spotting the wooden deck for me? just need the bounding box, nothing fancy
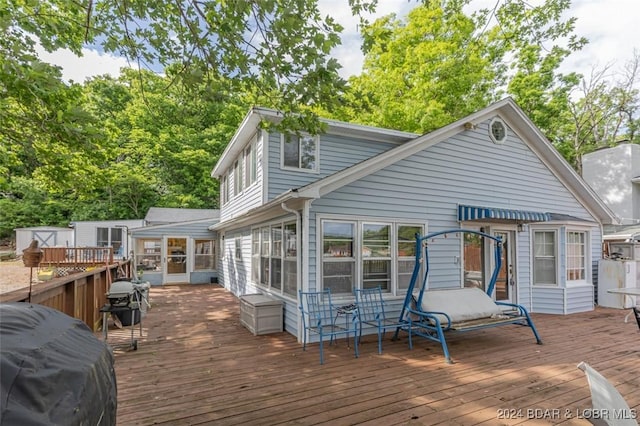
[109,285,640,425]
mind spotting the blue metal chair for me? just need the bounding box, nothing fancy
[299,289,359,364]
[354,286,407,354]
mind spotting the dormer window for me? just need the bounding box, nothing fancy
[282,133,318,172]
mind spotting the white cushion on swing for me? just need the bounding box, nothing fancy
[420,287,504,326]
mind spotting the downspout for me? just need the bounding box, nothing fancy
[281,200,304,343]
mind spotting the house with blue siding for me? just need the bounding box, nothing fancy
[210,98,618,342]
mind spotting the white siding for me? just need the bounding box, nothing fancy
[583,144,640,224]
[73,220,144,247]
[15,227,74,254]
[219,228,254,296]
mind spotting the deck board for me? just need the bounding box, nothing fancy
[105,285,640,425]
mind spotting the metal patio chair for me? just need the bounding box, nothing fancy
[354,286,407,354]
[577,362,638,426]
[299,289,359,365]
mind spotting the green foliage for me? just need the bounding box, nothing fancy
[336,0,498,133]
[329,0,590,141]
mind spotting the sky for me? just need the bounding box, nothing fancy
[37,0,639,84]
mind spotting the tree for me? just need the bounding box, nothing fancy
[557,51,640,173]
[333,0,499,133]
[74,68,247,218]
[330,0,586,139]
[4,0,380,132]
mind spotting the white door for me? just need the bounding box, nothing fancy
[164,236,189,283]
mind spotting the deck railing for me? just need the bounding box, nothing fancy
[0,260,131,331]
[41,247,114,266]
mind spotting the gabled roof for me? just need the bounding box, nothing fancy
[291,98,617,224]
[145,208,219,225]
[213,98,618,230]
[130,217,220,234]
[210,107,418,178]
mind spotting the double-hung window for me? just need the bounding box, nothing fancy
[234,158,244,195]
[567,231,586,281]
[282,133,318,172]
[283,223,297,296]
[533,231,557,285]
[245,137,257,187]
[270,226,282,290]
[221,175,228,205]
[251,229,260,284]
[194,240,216,270]
[322,221,356,294]
[362,223,391,291]
[260,228,270,286]
[397,225,422,291]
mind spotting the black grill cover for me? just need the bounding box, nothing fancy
[0,303,117,425]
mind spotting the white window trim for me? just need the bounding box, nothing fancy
[565,228,591,287]
[489,117,508,144]
[194,239,217,272]
[531,228,559,286]
[280,133,320,173]
[362,221,393,292]
[221,174,228,206]
[317,214,426,298]
[244,134,258,189]
[251,217,299,300]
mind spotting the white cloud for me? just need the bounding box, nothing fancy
[36,46,130,83]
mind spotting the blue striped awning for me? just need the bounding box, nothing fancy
[458,205,550,222]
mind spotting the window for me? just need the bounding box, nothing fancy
[252,221,297,296]
[260,227,270,286]
[135,239,161,272]
[567,231,586,281]
[271,226,282,290]
[234,159,244,196]
[234,237,242,260]
[194,240,216,270]
[283,223,297,296]
[282,133,318,171]
[251,229,260,284]
[97,227,123,255]
[398,225,422,291]
[322,221,355,294]
[489,118,507,144]
[362,223,391,291]
[221,175,227,205]
[97,227,109,247]
[245,139,257,187]
[110,228,123,255]
[534,231,556,284]
[321,219,424,295]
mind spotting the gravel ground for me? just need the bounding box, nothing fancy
[0,260,37,294]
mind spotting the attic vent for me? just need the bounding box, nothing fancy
[489,118,507,144]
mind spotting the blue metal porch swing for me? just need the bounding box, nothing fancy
[394,229,542,363]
